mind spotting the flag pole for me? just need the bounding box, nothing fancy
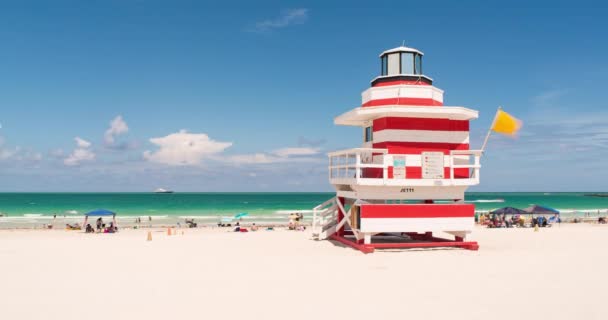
[480,106,501,154]
[468,106,501,179]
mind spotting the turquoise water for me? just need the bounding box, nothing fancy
[0,192,607,227]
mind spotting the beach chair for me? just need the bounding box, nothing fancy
[185,219,197,228]
[218,217,233,227]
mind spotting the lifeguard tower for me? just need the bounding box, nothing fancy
[312,46,482,253]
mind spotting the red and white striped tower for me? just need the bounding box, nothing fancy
[312,46,482,253]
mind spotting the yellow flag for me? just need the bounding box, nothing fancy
[492,109,522,136]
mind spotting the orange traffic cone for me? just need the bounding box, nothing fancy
[147,231,152,241]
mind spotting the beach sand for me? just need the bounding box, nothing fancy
[1,224,607,320]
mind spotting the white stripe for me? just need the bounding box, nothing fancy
[362,85,444,104]
[373,129,470,144]
[372,154,468,166]
[360,217,473,233]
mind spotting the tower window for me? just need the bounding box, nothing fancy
[364,126,373,142]
[387,53,400,75]
[381,56,388,76]
[401,52,414,74]
[415,54,422,75]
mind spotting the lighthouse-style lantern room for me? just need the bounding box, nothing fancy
[312,46,483,253]
[378,46,428,85]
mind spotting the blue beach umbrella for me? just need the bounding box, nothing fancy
[523,205,560,215]
[490,207,527,215]
[85,209,117,217]
[234,212,249,219]
[82,209,117,228]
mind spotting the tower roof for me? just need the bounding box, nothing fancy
[379,46,424,57]
[334,106,478,126]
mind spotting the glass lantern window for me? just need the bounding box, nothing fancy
[415,54,423,75]
[387,53,400,75]
[401,52,414,74]
[381,56,388,75]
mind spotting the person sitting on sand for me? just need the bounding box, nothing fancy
[103,222,115,233]
[234,221,241,232]
[85,224,94,233]
[251,223,259,231]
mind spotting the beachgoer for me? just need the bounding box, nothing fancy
[251,223,258,231]
[288,213,296,225]
[96,217,103,232]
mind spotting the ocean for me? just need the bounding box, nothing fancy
[1,192,607,228]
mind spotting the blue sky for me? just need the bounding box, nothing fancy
[0,0,607,191]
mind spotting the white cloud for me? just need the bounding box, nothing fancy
[251,8,308,32]
[104,115,129,145]
[228,146,321,165]
[143,130,232,166]
[0,148,14,160]
[272,147,319,158]
[64,137,95,166]
[0,136,13,160]
[75,137,91,148]
[228,153,283,164]
[531,89,569,107]
[0,137,42,163]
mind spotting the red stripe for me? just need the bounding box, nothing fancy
[360,204,475,218]
[364,167,469,179]
[373,117,469,132]
[373,142,470,155]
[362,97,443,107]
[403,167,469,179]
[372,80,432,87]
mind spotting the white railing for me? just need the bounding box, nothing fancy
[312,197,339,240]
[328,148,388,182]
[449,150,482,183]
[328,148,482,187]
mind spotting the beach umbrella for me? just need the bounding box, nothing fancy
[234,212,249,219]
[490,207,527,215]
[83,209,118,228]
[84,209,117,217]
[523,205,560,215]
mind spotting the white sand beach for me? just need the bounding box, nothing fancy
[1,224,607,320]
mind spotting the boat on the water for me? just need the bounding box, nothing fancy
[154,188,174,194]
